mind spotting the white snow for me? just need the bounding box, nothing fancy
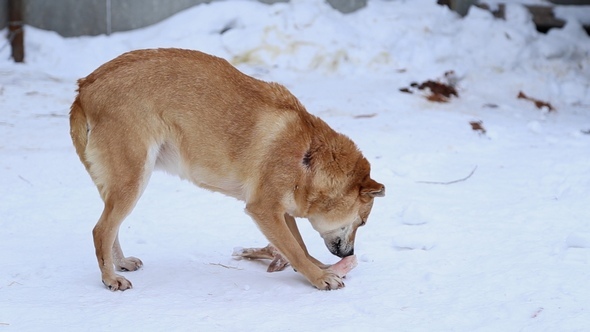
[1,0,590,330]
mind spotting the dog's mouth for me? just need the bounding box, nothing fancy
[319,225,356,258]
[326,237,355,258]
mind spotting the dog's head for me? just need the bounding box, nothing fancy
[305,154,385,258]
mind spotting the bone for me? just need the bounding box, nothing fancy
[233,244,358,276]
[328,254,358,278]
[232,244,291,272]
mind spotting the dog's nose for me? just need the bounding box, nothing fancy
[335,247,354,258]
[327,238,354,258]
[342,248,354,258]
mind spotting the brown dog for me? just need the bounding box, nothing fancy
[69,48,384,291]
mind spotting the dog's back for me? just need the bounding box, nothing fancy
[73,48,320,200]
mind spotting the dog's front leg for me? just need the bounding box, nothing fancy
[284,214,329,269]
[246,204,345,290]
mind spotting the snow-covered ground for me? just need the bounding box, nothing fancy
[1,0,589,330]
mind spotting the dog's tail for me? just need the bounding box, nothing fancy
[69,82,92,174]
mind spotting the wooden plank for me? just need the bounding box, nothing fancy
[8,0,24,63]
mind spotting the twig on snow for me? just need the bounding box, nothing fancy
[209,263,242,270]
[353,113,377,119]
[531,307,544,318]
[18,175,32,186]
[416,166,477,185]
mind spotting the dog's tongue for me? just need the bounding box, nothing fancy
[328,255,358,278]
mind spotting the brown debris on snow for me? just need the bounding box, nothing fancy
[416,80,458,101]
[517,91,555,112]
[400,71,459,103]
[469,121,486,135]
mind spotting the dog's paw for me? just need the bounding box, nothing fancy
[313,271,345,290]
[115,256,143,272]
[102,274,133,291]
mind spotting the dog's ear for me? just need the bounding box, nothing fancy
[360,178,385,198]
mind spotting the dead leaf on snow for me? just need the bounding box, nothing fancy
[469,121,486,135]
[517,91,555,112]
[399,71,459,103]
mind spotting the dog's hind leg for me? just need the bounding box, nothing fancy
[93,197,140,291]
[113,232,143,272]
[86,126,157,291]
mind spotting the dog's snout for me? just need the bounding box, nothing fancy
[339,247,354,258]
[328,238,354,258]
[338,248,354,258]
